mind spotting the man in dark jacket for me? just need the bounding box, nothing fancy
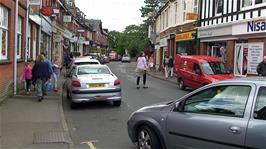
[168,56,174,77]
[257,56,266,76]
[32,55,51,101]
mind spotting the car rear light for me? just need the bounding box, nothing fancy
[114,79,121,86]
[72,80,81,87]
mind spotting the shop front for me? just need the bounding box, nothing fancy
[198,18,266,76]
[176,31,198,55]
[159,36,169,70]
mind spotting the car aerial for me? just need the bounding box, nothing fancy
[64,64,122,108]
[121,54,131,63]
[127,77,266,149]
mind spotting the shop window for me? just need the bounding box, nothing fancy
[0,5,8,61]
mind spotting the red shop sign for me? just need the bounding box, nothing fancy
[40,6,54,16]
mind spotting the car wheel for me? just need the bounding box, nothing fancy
[178,78,185,90]
[137,126,161,149]
[113,100,121,106]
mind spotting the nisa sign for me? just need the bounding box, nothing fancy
[247,20,266,32]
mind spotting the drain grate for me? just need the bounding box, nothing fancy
[33,132,72,144]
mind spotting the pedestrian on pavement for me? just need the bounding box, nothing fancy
[164,55,169,78]
[168,56,174,77]
[52,55,62,92]
[40,52,53,94]
[32,54,51,102]
[23,61,32,95]
[148,54,154,71]
[64,53,71,70]
[135,52,149,89]
[257,56,266,76]
[40,52,53,74]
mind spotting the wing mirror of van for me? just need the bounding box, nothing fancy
[195,69,202,75]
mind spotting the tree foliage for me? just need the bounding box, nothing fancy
[107,24,150,57]
[140,0,167,25]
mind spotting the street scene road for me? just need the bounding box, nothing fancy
[63,62,188,149]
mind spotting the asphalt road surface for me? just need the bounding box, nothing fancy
[63,61,188,149]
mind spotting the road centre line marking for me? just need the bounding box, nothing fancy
[81,140,98,149]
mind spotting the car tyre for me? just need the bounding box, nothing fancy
[137,126,161,149]
[113,100,121,107]
[178,78,186,90]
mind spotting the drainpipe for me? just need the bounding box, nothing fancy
[14,0,19,95]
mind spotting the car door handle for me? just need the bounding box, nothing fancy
[229,126,240,134]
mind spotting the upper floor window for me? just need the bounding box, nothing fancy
[183,0,187,22]
[215,0,223,15]
[242,0,266,8]
[193,0,198,13]
[0,5,8,61]
[17,16,22,59]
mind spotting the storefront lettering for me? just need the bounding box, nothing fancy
[247,21,266,32]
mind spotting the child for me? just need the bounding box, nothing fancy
[53,55,62,92]
[23,61,32,95]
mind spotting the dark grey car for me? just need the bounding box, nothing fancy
[127,77,266,149]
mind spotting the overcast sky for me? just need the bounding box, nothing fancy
[75,0,145,32]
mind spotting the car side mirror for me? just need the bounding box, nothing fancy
[174,101,184,112]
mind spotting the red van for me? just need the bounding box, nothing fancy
[174,55,234,90]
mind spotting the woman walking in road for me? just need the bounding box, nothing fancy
[135,52,149,89]
[32,54,51,101]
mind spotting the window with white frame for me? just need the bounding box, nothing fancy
[183,0,187,22]
[215,0,223,15]
[175,2,177,24]
[0,5,8,60]
[242,0,266,8]
[17,16,22,59]
[27,23,31,59]
[193,0,198,13]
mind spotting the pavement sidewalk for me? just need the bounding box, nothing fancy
[0,79,73,149]
[147,69,177,84]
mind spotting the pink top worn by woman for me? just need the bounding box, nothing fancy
[23,65,32,80]
[137,56,148,70]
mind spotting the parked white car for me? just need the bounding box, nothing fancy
[64,64,122,108]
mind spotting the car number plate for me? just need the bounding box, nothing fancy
[88,84,105,88]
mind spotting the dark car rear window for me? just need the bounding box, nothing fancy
[74,62,99,65]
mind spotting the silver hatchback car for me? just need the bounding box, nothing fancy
[64,65,121,108]
[127,77,266,149]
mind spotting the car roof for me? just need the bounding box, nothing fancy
[217,77,266,86]
[180,55,222,62]
[73,57,100,63]
[76,64,110,69]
